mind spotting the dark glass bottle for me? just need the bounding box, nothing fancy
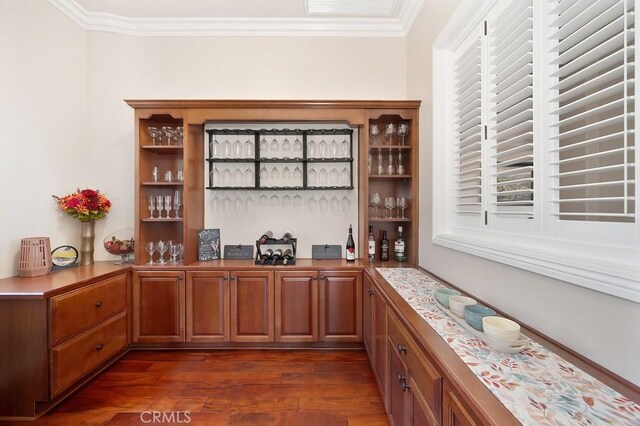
[282,249,293,265]
[380,230,389,261]
[260,248,273,265]
[346,224,356,262]
[368,225,376,261]
[282,231,293,243]
[271,248,283,265]
[259,231,273,244]
[394,226,407,262]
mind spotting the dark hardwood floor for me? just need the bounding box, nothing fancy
[32,350,389,425]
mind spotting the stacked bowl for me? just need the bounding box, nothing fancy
[434,288,461,308]
[463,305,496,331]
[448,296,476,318]
[482,316,521,340]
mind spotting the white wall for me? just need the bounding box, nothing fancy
[0,0,86,278]
[408,0,640,386]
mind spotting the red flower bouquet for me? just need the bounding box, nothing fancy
[53,188,112,222]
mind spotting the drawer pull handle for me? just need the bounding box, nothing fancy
[401,380,411,392]
[367,288,374,296]
[95,301,103,308]
[96,344,104,351]
[397,344,407,354]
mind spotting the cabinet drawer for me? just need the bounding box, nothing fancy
[388,310,442,421]
[51,273,127,346]
[50,312,127,397]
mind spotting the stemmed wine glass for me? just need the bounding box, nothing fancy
[260,136,268,155]
[173,190,182,218]
[211,135,220,157]
[164,195,172,218]
[147,127,160,145]
[270,137,280,154]
[385,123,396,145]
[161,126,173,146]
[156,240,167,264]
[169,243,179,264]
[156,195,164,218]
[330,137,339,157]
[222,135,232,158]
[319,138,328,158]
[282,137,291,155]
[293,137,303,155]
[175,126,184,145]
[233,136,243,158]
[244,138,254,158]
[397,197,408,218]
[145,242,155,264]
[370,192,381,218]
[384,196,396,218]
[397,122,409,146]
[308,139,317,158]
[370,124,379,146]
[148,195,156,218]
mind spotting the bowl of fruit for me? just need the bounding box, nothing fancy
[103,228,135,264]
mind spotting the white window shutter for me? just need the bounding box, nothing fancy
[453,26,484,219]
[488,0,535,221]
[548,0,635,223]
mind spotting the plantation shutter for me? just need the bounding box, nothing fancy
[454,26,484,218]
[548,0,635,223]
[488,0,535,220]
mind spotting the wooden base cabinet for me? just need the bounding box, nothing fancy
[443,385,477,426]
[364,274,374,357]
[230,270,274,342]
[186,271,229,342]
[364,273,388,402]
[319,271,363,342]
[275,271,318,343]
[132,271,185,343]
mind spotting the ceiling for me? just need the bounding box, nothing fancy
[47,0,422,37]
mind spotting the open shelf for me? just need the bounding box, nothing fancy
[369,175,412,179]
[141,182,184,186]
[141,218,184,222]
[141,145,183,154]
[369,217,412,222]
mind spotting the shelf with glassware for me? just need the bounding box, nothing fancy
[205,128,354,191]
[364,114,418,265]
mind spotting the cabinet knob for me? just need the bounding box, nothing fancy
[319,275,325,280]
[95,301,103,308]
[401,380,411,392]
[230,275,236,280]
[177,275,183,281]
[397,344,407,354]
[367,288,374,296]
[96,344,104,351]
[223,276,229,280]
[312,276,318,280]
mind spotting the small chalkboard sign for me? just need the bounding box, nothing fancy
[224,244,254,260]
[198,229,221,261]
[312,244,342,260]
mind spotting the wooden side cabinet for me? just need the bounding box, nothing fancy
[318,270,363,342]
[132,270,185,343]
[364,274,374,357]
[186,271,229,342]
[443,385,477,426]
[230,270,274,342]
[275,270,318,343]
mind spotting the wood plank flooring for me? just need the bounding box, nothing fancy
[32,350,389,425]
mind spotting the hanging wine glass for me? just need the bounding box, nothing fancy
[319,138,328,158]
[341,167,350,186]
[233,168,243,186]
[270,194,280,206]
[294,194,303,206]
[330,167,339,185]
[308,196,318,211]
[330,196,340,212]
[222,169,231,186]
[270,136,280,154]
[234,196,244,212]
[244,138,254,158]
[211,135,221,157]
[282,194,292,206]
[341,195,350,212]
[308,168,317,186]
[222,135,232,158]
[212,167,222,187]
[260,136,268,156]
[293,166,303,181]
[233,136,243,158]
[244,168,255,187]
[319,168,328,185]
[319,196,328,212]
[330,137,339,158]
[260,165,268,183]
[259,194,268,206]
[270,166,280,180]
[293,137,303,155]
[341,137,350,157]
[282,166,291,180]
[282,137,292,155]
[308,139,317,158]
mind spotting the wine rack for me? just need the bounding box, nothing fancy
[255,237,297,266]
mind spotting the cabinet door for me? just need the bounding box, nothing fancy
[132,271,185,343]
[443,385,477,426]
[275,271,318,343]
[318,271,363,342]
[409,375,439,426]
[230,271,274,342]
[363,274,374,358]
[374,285,387,401]
[186,271,229,342]
[388,339,408,426]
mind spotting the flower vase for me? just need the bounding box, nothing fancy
[80,220,95,266]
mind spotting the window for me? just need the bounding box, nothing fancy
[433,0,639,302]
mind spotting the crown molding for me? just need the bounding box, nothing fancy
[47,0,422,37]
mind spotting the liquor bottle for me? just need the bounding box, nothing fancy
[346,224,356,262]
[259,231,273,244]
[394,226,407,262]
[368,226,376,261]
[380,230,389,261]
[282,249,293,265]
[272,248,283,265]
[282,231,293,243]
[260,248,273,265]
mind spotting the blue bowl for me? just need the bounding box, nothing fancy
[464,305,496,331]
[434,288,461,308]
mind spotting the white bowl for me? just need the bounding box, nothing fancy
[482,316,521,341]
[448,295,477,318]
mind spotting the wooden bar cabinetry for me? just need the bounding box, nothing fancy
[318,270,363,342]
[230,270,275,342]
[275,270,318,343]
[186,270,229,342]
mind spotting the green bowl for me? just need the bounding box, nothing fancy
[434,288,461,308]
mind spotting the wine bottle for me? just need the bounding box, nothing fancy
[368,226,376,261]
[282,231,293,243]
[380,230,389,261]
[272,248,283,265]
[394,226,407,262]
[259,231,273,244]
[346,224,356,262]
[260,248,274,265]
[282,249,293,265]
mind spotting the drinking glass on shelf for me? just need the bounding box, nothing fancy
[233,168,243,186]
[293,166,303,181]
[293,137,303,155]
[244,139,254,158]
[319,138,328,158]
[385,123,396,145]
[370,192,381,217]
[330,138,339,157]
[164,195,172,218]
[308,168,317,186]
[222,136,232,158]
[341,138,350,157]
[156,240,167,264]
[294,194,303,206]
[370,124,379,146]
[397,150,405,175]
[260,136,268,155]
[173,190,182,218]
[161,126,173,146]
[397,123,409,146]
[282,166,291,180]
[176,126,184,145]
[384,196,396,218]
[148,195,156,218]
[270,137,280,154]
[397,197,408,218]
[341,168,350,186]
[145,242,155,264]
[175,243,184,263]
[169,244,179,264]
[152,166,159,183]
[330,196,340,212]
[156,195,164,218]
[282,138,291,154]
[330,167,339,185]
[377,149,383,175]
[164,170,173,182]
[319,168,328,185]
[147,126,160,145]
[175,169,184,182]
[233,137,243,158]
[244,168,255,187]
[368,153,373,175]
